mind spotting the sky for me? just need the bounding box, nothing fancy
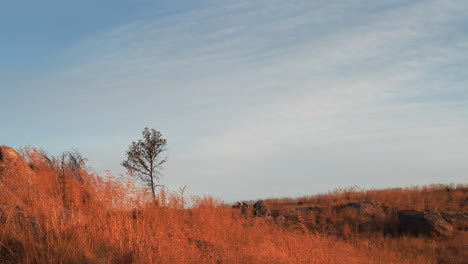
[1,0,467,202]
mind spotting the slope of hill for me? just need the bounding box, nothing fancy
[0,145,466,263]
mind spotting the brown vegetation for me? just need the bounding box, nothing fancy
[0,145,466,263]
[264,185,468,263]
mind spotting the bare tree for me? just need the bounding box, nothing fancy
[121,127,167,202]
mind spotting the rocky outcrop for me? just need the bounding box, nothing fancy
[441,213,468,230]
[240,202,249,217]
[338,201,384,217]
[274,215,286,223]
[0,146,39,205]
[0,146,35,179]
[398,210,453,237]
[253,200,271,218]
[231,202,242,208]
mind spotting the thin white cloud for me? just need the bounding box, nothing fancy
[13,0,468,201]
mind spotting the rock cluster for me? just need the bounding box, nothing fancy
[338,201,384,217]
[441,213,468,230]
[398,210,453,237]
[252,200,271,218]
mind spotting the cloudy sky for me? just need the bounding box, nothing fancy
[2,0,467,202]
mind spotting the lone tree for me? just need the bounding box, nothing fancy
[122,127,167,201]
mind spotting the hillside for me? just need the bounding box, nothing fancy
[0,145,467,264]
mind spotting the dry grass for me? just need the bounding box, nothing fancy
[0,146,466,263]
[267,185,467,212]
[265,185,468,264]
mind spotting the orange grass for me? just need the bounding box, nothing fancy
[265,185,468,264]
[0,147,464,263]
[267,184,467,212]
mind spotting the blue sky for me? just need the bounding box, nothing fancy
[2,0,467,202]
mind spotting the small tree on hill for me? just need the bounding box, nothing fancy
[121,127,167,202]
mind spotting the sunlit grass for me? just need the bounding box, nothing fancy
[0,146,465,263]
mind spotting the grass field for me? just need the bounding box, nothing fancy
[0,146,466,263]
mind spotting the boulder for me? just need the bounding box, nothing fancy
[398,210,453,237]
[240,202,249,217]
[252,200,271,218]
[338,201,384,217]
[231,202,242,208]
[441,213,468,230]
[0,146,38,205]
[274,215,286,223]
[0,146,35,179]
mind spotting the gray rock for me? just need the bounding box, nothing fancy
[240,201,249,217]
[441,213,468,230]
[274,215,286,223]
[231,202,242,208]
[252,200,271,218]
[338,201,384,217]
[398,210,453,237]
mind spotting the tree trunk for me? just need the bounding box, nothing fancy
[149,167,158,206]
